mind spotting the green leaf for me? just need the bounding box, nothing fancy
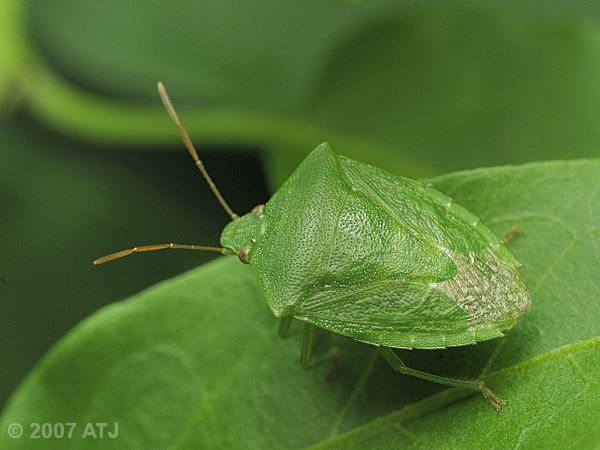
[2,158,599,448]
[314,337,600,449]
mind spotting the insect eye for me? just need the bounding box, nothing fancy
[251,204,265,214]
[238,247,251,264]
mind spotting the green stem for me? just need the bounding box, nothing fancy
[3,0,433,177]
[0,0,29,103]
[20,58,432,177]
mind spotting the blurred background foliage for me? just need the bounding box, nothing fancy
[2,0,600,412]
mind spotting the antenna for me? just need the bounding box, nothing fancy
[93,82,238,265]
[93,243,228,265]
[157,82,238,220]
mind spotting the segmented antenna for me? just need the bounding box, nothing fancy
[157,82,238,220]
[93,82,238,265]
[93,243,227,265]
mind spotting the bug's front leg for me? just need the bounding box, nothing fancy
[379,347,506,412]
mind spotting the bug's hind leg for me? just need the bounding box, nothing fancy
[379,347,506,412]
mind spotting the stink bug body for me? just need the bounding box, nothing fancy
[95,83,531,411]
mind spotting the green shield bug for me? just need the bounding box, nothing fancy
[95,82,531,411]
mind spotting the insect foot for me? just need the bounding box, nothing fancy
[478,381,507,412]
[502,222,523,244]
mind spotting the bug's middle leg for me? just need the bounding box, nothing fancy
[278,317,317,367]
[502,221,523,244]
[278,315,294,339]
[278,318,318,368]
[300,323,316,369]
[279,315,322,369]
[299,323,340,370]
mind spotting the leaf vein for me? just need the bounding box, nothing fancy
[328,347,378,438]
